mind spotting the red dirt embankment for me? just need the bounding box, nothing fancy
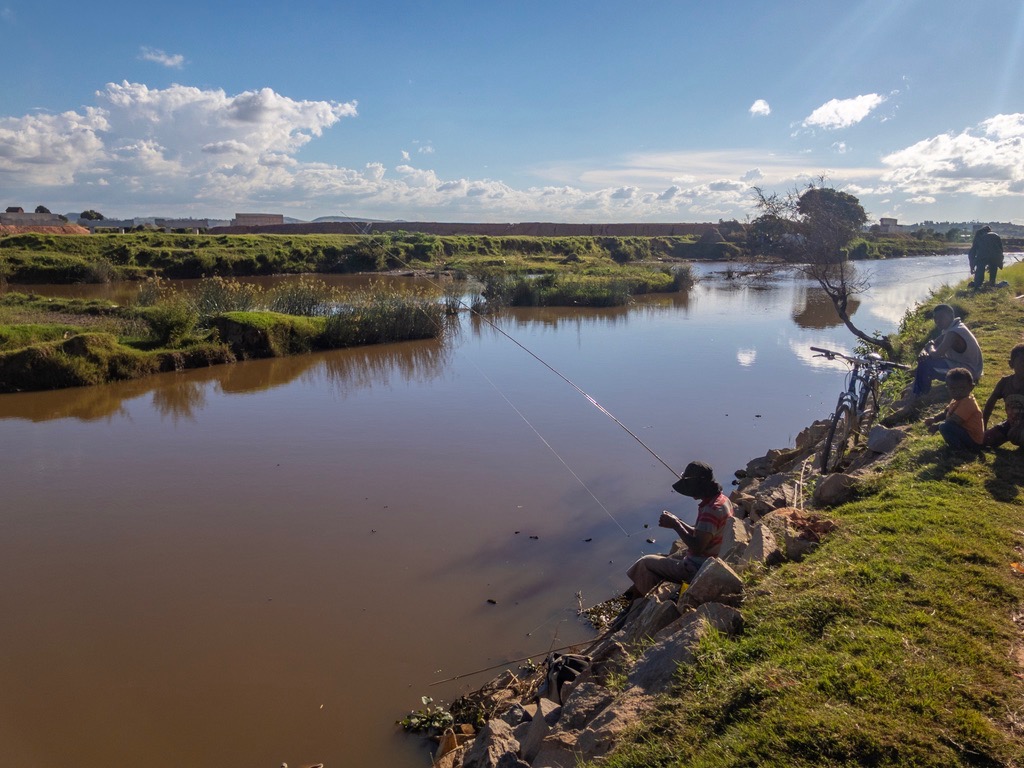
[0,225,90,236]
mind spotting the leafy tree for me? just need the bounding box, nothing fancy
[80,210,105,221]
[754,179,891,353]
[34,205,50,214]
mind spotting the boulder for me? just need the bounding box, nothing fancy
[812,472,857,507]
[760,508,835,561]
[575,689,653,759]
[728,491,759,519]
[462,719,520,768]
[679,558,743,608]
[558,681,615,731]
[866,424,907,454]
[616,596,680,648]
[530,730,581,768]
[518,699,561,763]
[718,516,752,563]
[628,604,743,693]
[796,420,831,452]
[737,524,781,571]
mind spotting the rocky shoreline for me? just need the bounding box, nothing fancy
[422,415,913,768]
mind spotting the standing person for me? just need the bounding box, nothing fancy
[983,343,1024,448]
[968,225,1004,289]
[923,368,984,451]
[911,304,983,397]
[625,461,734,599]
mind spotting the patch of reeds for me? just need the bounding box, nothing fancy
[321,290,444,347]
[188,275,264,315]
[266,276,340,316]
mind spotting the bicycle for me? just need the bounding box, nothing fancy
[811,347,909,473]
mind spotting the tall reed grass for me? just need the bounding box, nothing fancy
[322,290,444,347]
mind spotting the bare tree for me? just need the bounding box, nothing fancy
[753,180,892,354]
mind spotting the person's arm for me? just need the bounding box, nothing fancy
[658,510,712,553]
[982,381,1003,427]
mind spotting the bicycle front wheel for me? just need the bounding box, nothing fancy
[821,400,855,473]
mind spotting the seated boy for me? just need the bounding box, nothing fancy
[983,343,1024,448]
[923,367,984,451]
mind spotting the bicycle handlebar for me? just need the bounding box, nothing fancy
[809,346,910,370]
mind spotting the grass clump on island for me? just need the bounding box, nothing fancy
[0,277,444,392]
[586,268,1024,768]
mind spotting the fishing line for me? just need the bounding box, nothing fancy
[470,360,631,536]
[337,215,680,478]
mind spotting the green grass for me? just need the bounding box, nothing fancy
[586,265,1024,768]
[0,232,710,285]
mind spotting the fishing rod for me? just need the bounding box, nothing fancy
[428,641,588,687]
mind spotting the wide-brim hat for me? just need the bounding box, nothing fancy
[671,460,715,495]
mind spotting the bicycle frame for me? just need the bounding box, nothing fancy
[811,347,907,473]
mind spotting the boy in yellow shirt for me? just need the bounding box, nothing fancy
[924,367,984,451]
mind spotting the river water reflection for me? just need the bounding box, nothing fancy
[0,256,973,767]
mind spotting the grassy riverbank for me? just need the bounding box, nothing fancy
[589,269,1024,767]
[0,231,718,284]
[0,279,444,392]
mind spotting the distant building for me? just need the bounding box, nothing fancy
[232,213,285,227]
[878,217,899,234]
[5,206,25,214]
[155,218,218,231]
[0,211,66,226]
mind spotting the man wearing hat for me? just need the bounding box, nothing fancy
[625,461,734,599]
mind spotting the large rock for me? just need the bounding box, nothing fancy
[737,524,781,571]
[796,420,831,452]
[679,558,743,608]
[812,472,857,507]
[462,719,520,768]
[575,689,653,759]
[616,596,680,648]
[760,508,835,561]
[531,730,581,768]
[627,604,742,693]
[719,516,752,563]
[517,699,561,763]
[558,681,615,731]
[866,424,907,454]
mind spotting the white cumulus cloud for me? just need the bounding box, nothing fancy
[139,47,185,69]
[881,113,1024,199]
[802,94,885,130]
[749,99,771,117]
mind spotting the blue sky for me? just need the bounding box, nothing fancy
[2,1,1023,224]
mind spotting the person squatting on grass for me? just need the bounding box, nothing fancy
[924,368,985,451]
[911,304,983,398]
[983,342,1024,448]
[624,461,734,599]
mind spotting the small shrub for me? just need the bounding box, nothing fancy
[143,297,199,347]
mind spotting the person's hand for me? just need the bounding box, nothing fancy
[658,511,679,529]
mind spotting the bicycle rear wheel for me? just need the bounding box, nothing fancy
[856,378,880,443]
[821,400,855,473]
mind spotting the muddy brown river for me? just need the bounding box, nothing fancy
[0,256,975,766]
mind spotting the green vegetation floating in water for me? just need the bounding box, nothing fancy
[584,266,1024,768]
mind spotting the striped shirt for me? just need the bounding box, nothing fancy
[691,492,734,559]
